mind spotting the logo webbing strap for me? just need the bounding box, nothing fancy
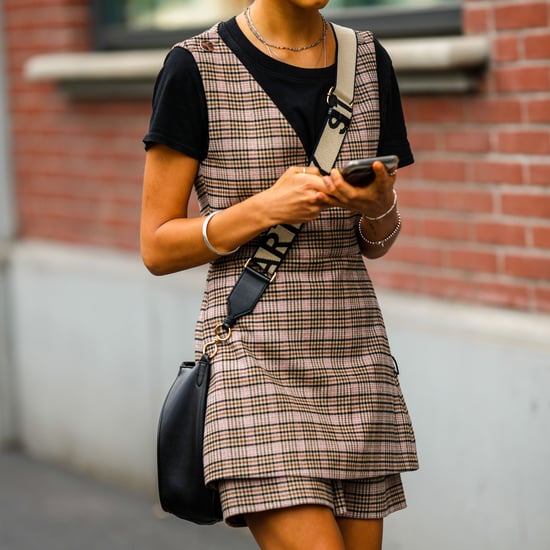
[222,25,358,330]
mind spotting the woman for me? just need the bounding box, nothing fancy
[141,1,418,548]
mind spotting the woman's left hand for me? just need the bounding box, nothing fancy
[323,160,396,217]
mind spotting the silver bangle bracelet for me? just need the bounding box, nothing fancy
[361,189,397,221]
[202,211,240,256]
[358,210,401,248]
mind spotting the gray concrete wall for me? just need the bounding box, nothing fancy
[8,240,550,549]
[9,241,206,494]
[380,292,550,550]
[0,250,15,446]
[0,10,18,447]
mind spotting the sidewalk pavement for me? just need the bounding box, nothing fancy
[0,451,257,550]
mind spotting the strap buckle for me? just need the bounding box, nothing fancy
[244,258,277,284]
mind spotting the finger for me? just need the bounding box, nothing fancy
[317,190,339,208]
[323,175,335,193]
[296,166,322,176]
[331,167,345,182]
[328,168,357,197]
[372,160,387,178]
[373,160,397,179]
[382,162,397,178]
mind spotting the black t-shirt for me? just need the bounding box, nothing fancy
[144,18,413,167]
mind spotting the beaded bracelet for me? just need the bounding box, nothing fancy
[362,189,397,221]
[202,211,241,256]
[358,211,401,248]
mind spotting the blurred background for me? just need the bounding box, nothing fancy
[1,0,549,548]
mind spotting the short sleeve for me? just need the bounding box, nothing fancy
[375,39,414,168]
[143,47,208,161]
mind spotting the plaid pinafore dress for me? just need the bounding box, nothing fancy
[178,25,418,488]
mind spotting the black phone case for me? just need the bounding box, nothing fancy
[341,155,399,187]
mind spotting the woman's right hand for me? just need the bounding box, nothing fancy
[260,166,331,226]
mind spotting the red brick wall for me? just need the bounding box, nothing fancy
[4,1,550,312]
[4,0,149,251]
[369,0,550,313]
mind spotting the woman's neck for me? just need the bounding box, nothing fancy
[245,1,325,49]
[236,1,335,68]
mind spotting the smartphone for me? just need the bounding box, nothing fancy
[340,155,399,187]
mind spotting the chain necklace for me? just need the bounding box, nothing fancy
[256,31,327,68]
[244,7,327,53]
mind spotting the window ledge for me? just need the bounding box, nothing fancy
[384,34,489,93]
[24,35,489,98]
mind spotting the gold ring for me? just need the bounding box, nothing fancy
[389,170,397,177]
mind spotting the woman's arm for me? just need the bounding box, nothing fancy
[140,144,331,275]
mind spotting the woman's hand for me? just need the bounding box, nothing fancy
[323,160,401,259]
[259,166,332,226]
[323,160,396,216]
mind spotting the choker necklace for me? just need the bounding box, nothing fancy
[244,7,327,52]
